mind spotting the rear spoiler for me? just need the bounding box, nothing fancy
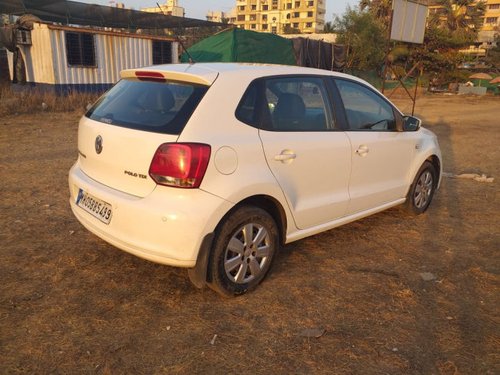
[121,69,215,86]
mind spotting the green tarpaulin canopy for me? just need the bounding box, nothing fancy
[181,28,296,66]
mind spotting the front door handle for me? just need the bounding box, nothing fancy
[355,145,369,157]
[274,150,296,163]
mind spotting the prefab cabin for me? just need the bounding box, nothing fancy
[7,22,179,94]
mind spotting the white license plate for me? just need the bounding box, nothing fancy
[76,188,113,224]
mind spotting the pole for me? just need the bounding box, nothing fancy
[411,64,421,116]
[381,6,394,94]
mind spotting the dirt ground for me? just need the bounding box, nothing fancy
[1,94,499,374]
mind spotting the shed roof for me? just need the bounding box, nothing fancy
[0,0,221,30]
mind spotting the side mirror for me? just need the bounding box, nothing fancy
[403,116,421,131]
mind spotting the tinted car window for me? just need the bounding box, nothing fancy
[264,77,332,131]
[335,79,396,131]
[235,82,258,126]
[236,77,334,131]
[86,79,208,135]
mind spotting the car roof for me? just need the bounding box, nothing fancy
[122,62,368,88]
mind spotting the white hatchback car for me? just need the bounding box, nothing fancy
[69,63,442,296]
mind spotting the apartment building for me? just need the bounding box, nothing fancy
[206,9,237,24]
[234,0,326,34]
[142,0,185,17]
[481,0,500,42]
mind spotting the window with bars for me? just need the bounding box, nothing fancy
[152,41,172,65]
[16,29,32,45]
[65,32,96,67]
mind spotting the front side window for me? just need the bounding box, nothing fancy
[65,32,95,67]
[86,79,208,135]
[335,79,396,131]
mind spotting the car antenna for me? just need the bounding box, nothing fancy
[156,2,195,64]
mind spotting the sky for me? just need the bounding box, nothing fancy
[91,0,359,22]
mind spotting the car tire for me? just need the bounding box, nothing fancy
[207,206,279,297]
[405,161,437,215]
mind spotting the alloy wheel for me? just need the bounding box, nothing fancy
[224,223,271,284]
[414,170,433,209]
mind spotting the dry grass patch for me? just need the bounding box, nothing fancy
[0,85,99,116]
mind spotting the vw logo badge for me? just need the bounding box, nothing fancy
[95,135,103,154]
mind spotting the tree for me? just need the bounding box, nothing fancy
[484,33,500,71]
[334,7,386,70]
[282,24,300,34]
[429,0,486,33]
[356,0,486,82]
[359,0,392,26]
[323,21,335,33]
[418,0,486,80]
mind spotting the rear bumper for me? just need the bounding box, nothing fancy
[68,162,232,267]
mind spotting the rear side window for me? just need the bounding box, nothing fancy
[236,76,334,131]
[235,82,258,126]
[264,77,332,131]
[86,79,208,135]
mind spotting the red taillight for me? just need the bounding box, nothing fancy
[149,143,211,188]
[134,71,166,82]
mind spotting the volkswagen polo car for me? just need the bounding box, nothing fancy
[69,63,442,296]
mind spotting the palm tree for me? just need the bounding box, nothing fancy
[430,0,486,32]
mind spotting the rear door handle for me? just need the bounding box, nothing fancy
[355,145,369,157]
[274,150,296,163]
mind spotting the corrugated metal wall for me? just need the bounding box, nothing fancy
[25,24,55,83]
[26,23,178,86]
[51,30,153,85]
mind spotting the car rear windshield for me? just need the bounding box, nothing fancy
[86,78,208,135]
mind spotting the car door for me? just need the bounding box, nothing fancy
[333,78,417,215]
[254,76,352,230]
